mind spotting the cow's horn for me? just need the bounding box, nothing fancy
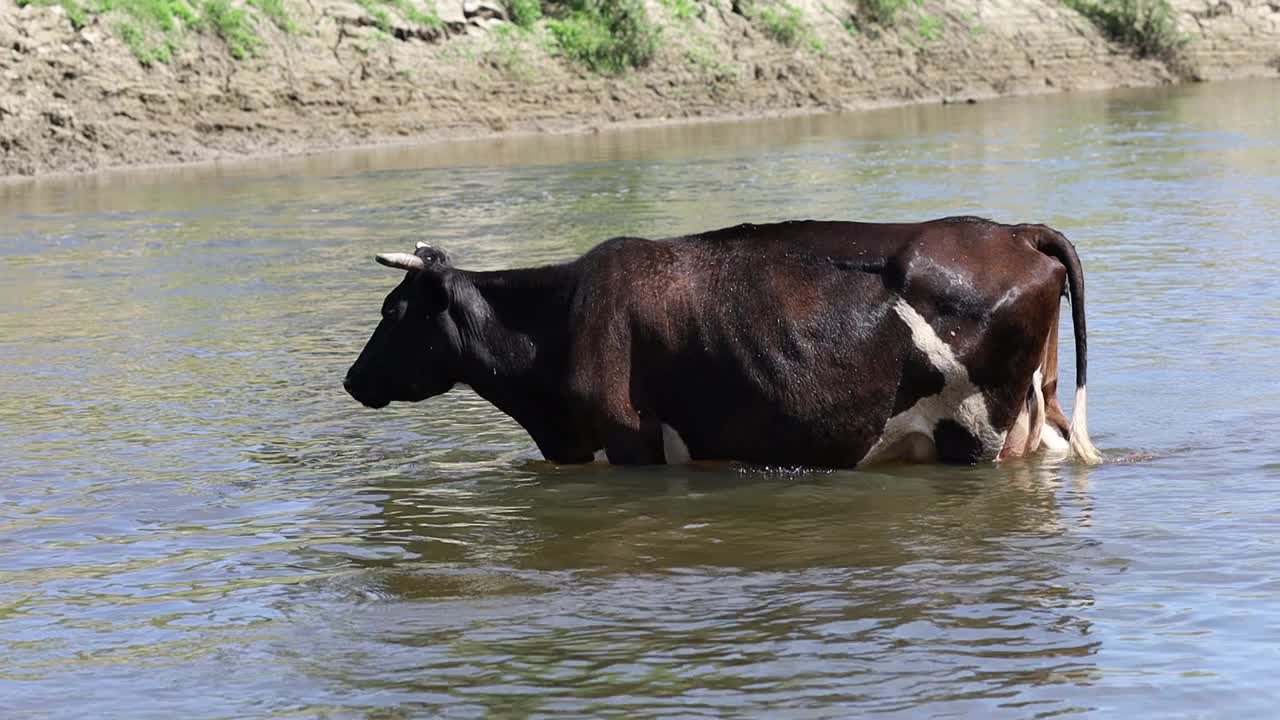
[375,252,426,272]
[416,241,430,249]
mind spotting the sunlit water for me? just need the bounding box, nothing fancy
[2,79,1279,718]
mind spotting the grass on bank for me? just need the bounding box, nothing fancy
[1063,0,1188,65]
[355,0,442,33]
[851,0,921,28]
[915,11,941,41]
[19,0,264,63]
[734,0,822,51]
[757,2,821,50]
[18,0,442,66]
[658,0,697,22]
[843,0,929,39]
[32,0,667,76]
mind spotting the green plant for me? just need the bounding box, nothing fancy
[659,0,697,21]
[546,0,658,74]
[357,0,394,30]
[95,0,203,65]
[248,0,294,32]
[855,0,921,26]
[505,0,541,27]
[1063,0,1186,63]
[757,3,801,45]
[736,1,821,51]
[488,21,532,77]
[916,12,941,41]
[355,0,441,31]
[98,0,201,32]
[203,0,258,59]
[957,10,984,36]
[17,0,91,28]
[21,0,292,65]
[686,41,736,81]
[116,18,178,63]
[390,0,441,27]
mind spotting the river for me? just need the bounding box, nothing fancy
[2,79,1278,718]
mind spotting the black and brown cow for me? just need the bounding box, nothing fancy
[343,217,1102,467]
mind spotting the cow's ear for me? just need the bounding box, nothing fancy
[416,266,451,313]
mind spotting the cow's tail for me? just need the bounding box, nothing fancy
[1034,227,1103,464]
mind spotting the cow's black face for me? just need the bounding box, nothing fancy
[344,269,460,409]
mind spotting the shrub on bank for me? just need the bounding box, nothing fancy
[1063,0,1187,65]
[504,0,541,27]
[545,0,659,74]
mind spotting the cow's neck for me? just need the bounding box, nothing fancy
[452,266,595,462]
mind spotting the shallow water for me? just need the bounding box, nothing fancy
[2,79,1279,718]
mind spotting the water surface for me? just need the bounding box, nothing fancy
[2,79,1279,718]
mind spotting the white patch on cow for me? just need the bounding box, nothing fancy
[592,449,609,463]
[860,298,1006,465]
[1040,421,1069,452]
[901,433,937,462]
[662,423,692,464]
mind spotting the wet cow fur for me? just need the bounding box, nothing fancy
[344,217,1102,467]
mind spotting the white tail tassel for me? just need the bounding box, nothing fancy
[1068,385,1103,464]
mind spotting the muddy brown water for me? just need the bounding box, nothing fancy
[2,79,1279,718]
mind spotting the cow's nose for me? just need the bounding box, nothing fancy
[342,375,355,395]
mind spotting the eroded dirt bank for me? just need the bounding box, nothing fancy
[2,0,1278,178]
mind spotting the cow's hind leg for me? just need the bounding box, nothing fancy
[1037,303,1071,452]
[998,366,1048,460]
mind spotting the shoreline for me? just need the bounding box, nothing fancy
[0,89,1021,187]
[0,78,1268,191]
[2,0,1277,182]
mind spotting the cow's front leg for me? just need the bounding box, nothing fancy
[568,324,666,464]
[599,413,666,465]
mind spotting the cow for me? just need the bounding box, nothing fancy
[343,217,1103,468]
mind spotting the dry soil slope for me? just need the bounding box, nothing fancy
[1,0,1277,177]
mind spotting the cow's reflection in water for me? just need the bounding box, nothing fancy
[346,456,1097,586]
[301,460,1101,713]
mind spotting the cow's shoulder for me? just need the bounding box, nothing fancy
[573,235,685,293]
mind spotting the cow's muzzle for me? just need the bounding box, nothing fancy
[343,374,389,409]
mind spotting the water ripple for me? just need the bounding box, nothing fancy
[1,80,1279,718]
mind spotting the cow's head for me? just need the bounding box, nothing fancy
[343,243,463,409]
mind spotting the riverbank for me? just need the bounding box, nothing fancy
[2,0,1277,178]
